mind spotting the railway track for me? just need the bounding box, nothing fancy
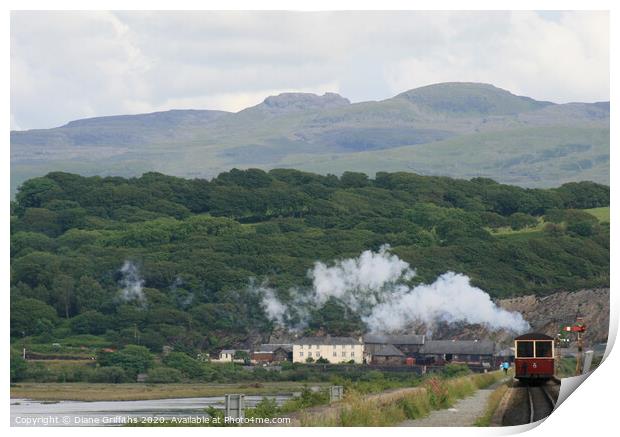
[526,384,556,423]
[500,381,559,426]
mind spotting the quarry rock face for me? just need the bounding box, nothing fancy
[498,288,609,346]
[264,288,610,349]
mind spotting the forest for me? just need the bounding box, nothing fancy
[10,168,609,374]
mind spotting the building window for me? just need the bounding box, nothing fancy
[333,351,337,357]
[299,351,304,357]
[351,352,355,357]
[342,351,346,357]
[316,344,319,349]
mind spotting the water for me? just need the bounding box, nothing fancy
[11,394,295,427]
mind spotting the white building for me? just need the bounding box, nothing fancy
[292,337,364,364]
[214,349,250,363]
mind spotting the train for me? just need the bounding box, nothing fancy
[514,333,555,381]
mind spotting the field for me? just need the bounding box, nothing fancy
[488,206,609,238]
[584,206,610,223]
[10,381,325,402]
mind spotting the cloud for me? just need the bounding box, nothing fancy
[10,11,609,130]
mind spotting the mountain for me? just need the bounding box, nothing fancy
[11,82,609,193]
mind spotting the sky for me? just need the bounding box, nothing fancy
[10,10,609,130]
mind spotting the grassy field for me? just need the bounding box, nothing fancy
[489,206,610,238]
[488,217,545,237]
[584,206,610,223]
[10,381,326,402]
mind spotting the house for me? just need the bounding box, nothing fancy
[369,344,406,366]
[416,340,498,366]
[251,344,293,363]
[292,336,364,364]
[363,334,425,357]
[215,349,250,363]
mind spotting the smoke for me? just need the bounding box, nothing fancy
[256,245,530,334]
[363,272,530,333]
[118,261,146,305]
[170,276,194,308]
[310,245,415,311]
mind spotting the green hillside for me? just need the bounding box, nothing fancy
[11,169,609,363]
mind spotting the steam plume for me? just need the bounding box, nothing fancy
[256,245,530,334]
[118,261,146,304]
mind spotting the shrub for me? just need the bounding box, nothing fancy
[147,367,183,383]
[441,363,471,378]
[162,352,205,379]
[97,345,153,378]
[246,397,280,419]
[70,311,110,335]
[10,352,28,382]
[89,366,128,383]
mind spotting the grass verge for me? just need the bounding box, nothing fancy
[300,371,504,426]
[473,382,509,426]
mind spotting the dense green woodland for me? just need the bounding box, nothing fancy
[10,169,609,360]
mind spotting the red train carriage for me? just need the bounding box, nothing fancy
[514,333,555,381]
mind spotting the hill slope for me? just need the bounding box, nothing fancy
[10,169,609,351]
[11,82,609,193]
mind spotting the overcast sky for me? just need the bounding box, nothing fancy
[11,10,609,130]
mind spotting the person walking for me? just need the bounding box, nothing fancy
[502,361,510,375]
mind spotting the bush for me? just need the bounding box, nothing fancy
[509,213,538,230]
[162,352,205,379]
[147,367,183,383]
[567,221,595,237]
[10,352,28,382]
[70,311,110,335]
[441,363,471,378]
[280,386,329,413]
[246,397,280,419]
[97,345,153,378]
[89,366,128,383]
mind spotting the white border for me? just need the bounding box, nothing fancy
[3,2,616,437]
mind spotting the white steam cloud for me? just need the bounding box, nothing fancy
[118,261,146,304]
[257,245,530,334]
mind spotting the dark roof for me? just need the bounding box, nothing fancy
[363,334,425,345]
[515,333,553,341]
[418,340,497,355]
[294,337,362,345]
[254,344,292,353]
[373,344,405,357]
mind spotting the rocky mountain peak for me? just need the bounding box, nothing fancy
[259,92,350,113]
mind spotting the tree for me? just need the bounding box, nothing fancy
[98,345,153,378]
[162,352,205,379]
[10,351,28,382]
[74,276,107,312]
[51,274,75,318]
[70,310,110,335]
[15,177,62,209]
[509,213,538,230]
[11,298,57,337]
[340,172,370,188]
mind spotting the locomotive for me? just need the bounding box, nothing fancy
[514,333,555,381]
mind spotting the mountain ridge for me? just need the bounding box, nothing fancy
[10,82,609,192]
